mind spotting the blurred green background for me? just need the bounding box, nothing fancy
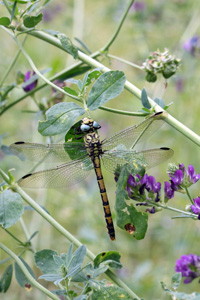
[1,0,200,299]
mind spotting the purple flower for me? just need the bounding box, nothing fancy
[184,36,200,56]
[23,71,38,92]
[175,254,200,283]
[42,4,63,23]
[188,165,200,183]
[131,1,146,12]
[126,173,161,205]
[168,163,200,190]
[164,181,174,200]
[191,197,200,219]
[145,206,156,214]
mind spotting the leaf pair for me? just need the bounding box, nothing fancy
[38,70,126,136]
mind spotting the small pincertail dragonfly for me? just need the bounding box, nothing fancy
[10,111,173,241]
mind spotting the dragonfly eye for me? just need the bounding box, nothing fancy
[93,121,100,129]
[80,124,90,132]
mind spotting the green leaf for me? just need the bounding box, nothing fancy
[23,13,43,28]
[53,255,65,268]
[127,205,148,240]
[161,280,200,300]
[0,17,11,26]
[154,97,165,108]
[0,265,13,293]
[69,245,86,270]
[77,79,83,91]
[51,289,67,296]
[65,120,84,144]
[34,249,60,274]
[91,283,133,300]
[57,66,91,81]
[87,71,126,110]
[75,37,92,54]
[78,263,108,280]
[74,296,88,300]
[94,251,122,269]
[39,274,63,282]
[15,257,35,289]
[171,272,182,290]
[83,69,101,87]
[115,165,148,240]
[63,87,78,96]
[58,34,78,59]
[141,88,151,109]
[61,243,73,268]
[0,190,24,229]
[38,102,85,136]
[27,230,39,242]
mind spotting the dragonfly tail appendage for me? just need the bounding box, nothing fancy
[93,157,115,241]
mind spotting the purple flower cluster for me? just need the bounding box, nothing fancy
[184,36,200,56]
[175,254,200,283]
[127,173,161,213]
[164,164,200,201]
[22,71,38,92]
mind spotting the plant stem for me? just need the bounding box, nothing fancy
[2,28,81,102]
[2,0,12,15]
[0,36,27,86]
[76,51,200,147]
[4,228,24,245]
[185,187,194,205]
[100,105,148,116]
[0,242,60,300]
[107,54,143,70]
[101,0,135,51]
[0,169,140,299]
[148,199,197,218]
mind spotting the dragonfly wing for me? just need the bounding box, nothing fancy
[102,112,166,151]
[102,148,173,173]
[10,142,87,164]
[18,157,93,188]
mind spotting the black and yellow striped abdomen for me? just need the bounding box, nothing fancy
[83,131,115,241]
[92,156,115,241]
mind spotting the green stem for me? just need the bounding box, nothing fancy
[185,187,194,205]
[4,228,24,245]
[2,23,200,145]
[107,54,143,70]
[0,169,140,299]
[3,29,81,102]
[76,51,200,147]
[148,200,197,218]
[13,185,138,298]
[100,105,148,116]
[0,36,27,86]
[0,242,60,300]
[101,0,135,51]
[2,0,12,15]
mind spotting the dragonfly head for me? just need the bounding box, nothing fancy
[80,118,101,132]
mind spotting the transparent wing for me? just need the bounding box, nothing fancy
[102,148,174,173]
[10,142,87,164]
[102,112,166,151]
[18,157,93,188]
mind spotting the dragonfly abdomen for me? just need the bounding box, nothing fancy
[92,155,115,241]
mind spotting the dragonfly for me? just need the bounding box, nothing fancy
[10,111,173,241]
